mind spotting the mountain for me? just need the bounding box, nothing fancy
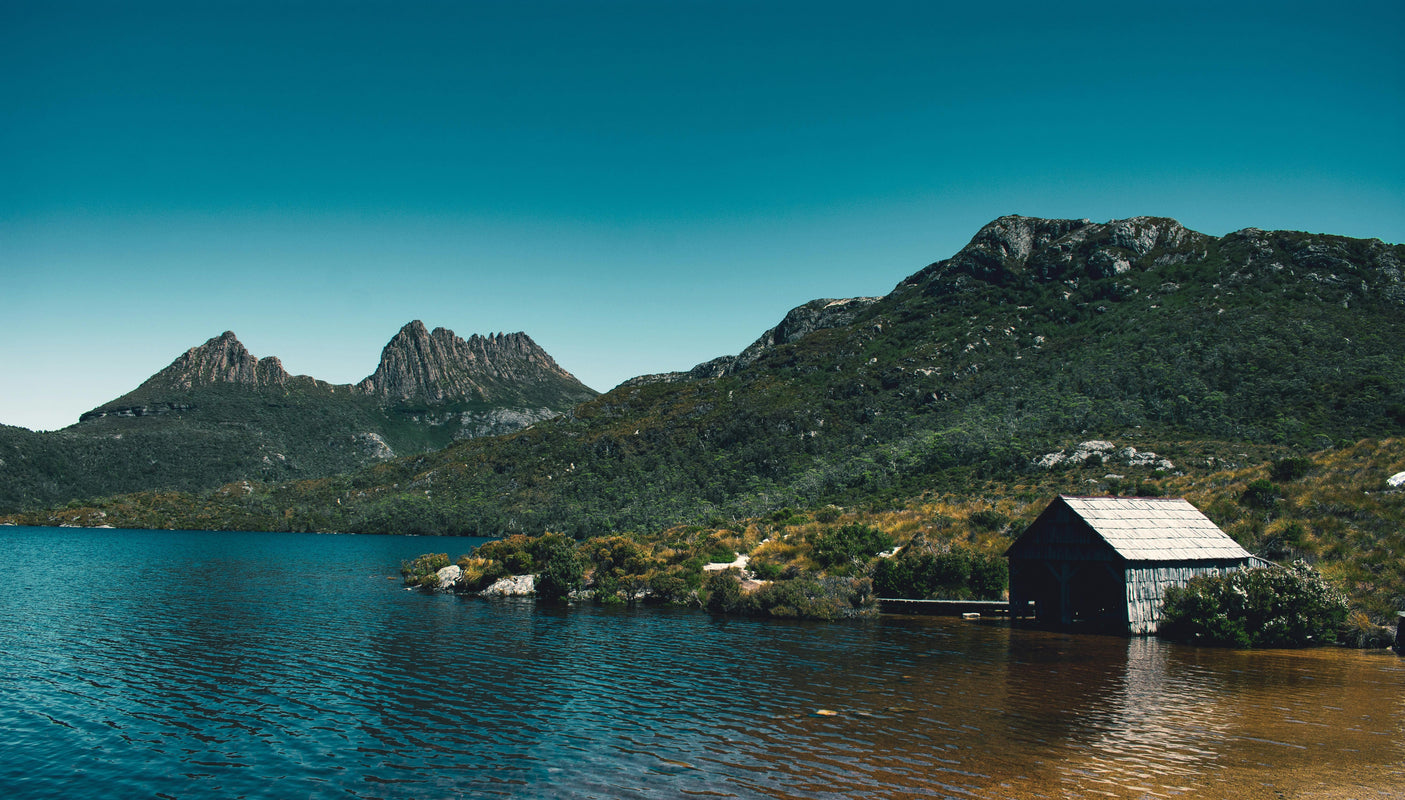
[25,214,1400,539]
[0,323,597,512]
[359,321,587,407]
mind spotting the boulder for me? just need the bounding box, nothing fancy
[434,564,462,592]
[483,574,535,597]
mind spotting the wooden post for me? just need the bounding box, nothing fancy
[1395,613,1404,655]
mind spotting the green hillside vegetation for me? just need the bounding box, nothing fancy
[5,217,1401,627]
[0,383,506,510]
[378,437,1402,632]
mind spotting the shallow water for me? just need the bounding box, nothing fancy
[1,526,1400,799]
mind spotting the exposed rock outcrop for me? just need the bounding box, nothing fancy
[454,407,560,440]
[482,574,535,597]
[357,321,596,406]
[900,215,1405,307]
[902,215,1215,289]
[82,322,597,427]
[154,332,291,390]
[1034,441,1175,472]
[354,432,395,460]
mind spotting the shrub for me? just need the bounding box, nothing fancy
[748,558,784,581]
[705,544,736,563]
[478,534,538,572]
[749,578,842,620]
[1239,478,1280,509]
[1270,456,1315,482]
[1159,561,1349,648]
[873,548,1007,600]
[968,509,1007,531]
[704,571,744,613]
[809,523,893,568]
[705,573,877,620]
[968,555,1009,600]
[455,556,509,592]
[533,534,583,602]
[400,552,450,588]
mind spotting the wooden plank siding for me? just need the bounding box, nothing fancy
[1124,561,1247,635]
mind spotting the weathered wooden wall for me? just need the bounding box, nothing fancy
[1124,562,1245,635]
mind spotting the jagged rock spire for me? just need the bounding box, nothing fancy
[356,321,593,404]
[152,331,291,390]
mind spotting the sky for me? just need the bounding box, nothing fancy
[3,0,1403,431]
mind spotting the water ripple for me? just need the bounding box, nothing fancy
[2,528,1403,799]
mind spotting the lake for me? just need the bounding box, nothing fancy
[1,526,1400,799]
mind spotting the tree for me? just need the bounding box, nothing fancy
[533,534,583,602]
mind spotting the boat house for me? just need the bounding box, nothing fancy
[1006,495,1259,634]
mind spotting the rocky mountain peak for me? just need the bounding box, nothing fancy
[902,214,1213,290]
[156,331,291,390]
[958,215,1094,272]
[357,321,595,405]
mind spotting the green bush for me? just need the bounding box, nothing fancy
[400,552,450,588]
[532,534,583,602]
[1270,456,1315,482]
[748,558,784,581]
[704,571,744,613]
[705,544,736,563]
[968,555,1009,599]
[704,573,876,620]
[1159,561,1349,648]
[968,509,1007,531]
[647,572,690,603]
[1134,481,1163,497]
[1239,478,1280,509]
[748,578,842,620]
[873,548,1007,600]
[809,523,893,568]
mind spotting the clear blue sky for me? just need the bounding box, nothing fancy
[3,0,1402,431]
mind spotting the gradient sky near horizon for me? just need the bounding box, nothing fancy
[4,0,1403,431]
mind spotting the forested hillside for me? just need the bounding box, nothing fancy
[14,215,1399,538]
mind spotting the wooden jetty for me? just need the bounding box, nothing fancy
[878,598,1031,616]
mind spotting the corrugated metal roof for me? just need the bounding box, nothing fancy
[1058,495,1250,562]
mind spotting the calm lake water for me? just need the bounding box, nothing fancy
[1,526,1400,799]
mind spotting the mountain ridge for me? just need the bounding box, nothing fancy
[8,213,1404,532]
[1,321,598,512]
[19,212,1399,530]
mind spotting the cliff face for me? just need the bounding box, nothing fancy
[161,331,293,389]
[356,321,595,406]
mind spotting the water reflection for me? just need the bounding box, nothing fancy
[1,527,1402,800]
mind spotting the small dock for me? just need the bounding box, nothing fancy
[878,598,1032,616]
